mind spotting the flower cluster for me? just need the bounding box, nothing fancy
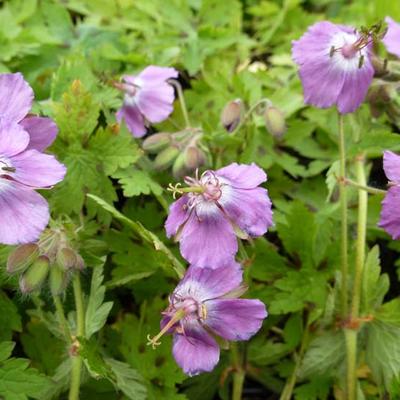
[0,73,65,245]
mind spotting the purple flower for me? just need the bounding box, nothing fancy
[383,17,400,58]
[379,151,400,239]
[0,73,66,245]
[292,21,374,114]
[116,66,179,138]
[147,262,267,376]
[165,163,273,268]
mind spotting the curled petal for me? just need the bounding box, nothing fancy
[383,151,400,183]
[379,186,400,239]
[117,104,146,138]
[20,117,58,151]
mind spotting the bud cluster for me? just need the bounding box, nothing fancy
[142,128,207,178]
[7,227,84,295]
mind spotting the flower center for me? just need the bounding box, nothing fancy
[341,43,358,59]
[147,295,207,349]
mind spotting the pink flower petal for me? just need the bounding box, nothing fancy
[117,104,146,138]
[0,121,29,157]
[217,162,267,189]
[379,186,400,240]
[20,117,58,151]
[383,150,400,183]
[383,17,400,58]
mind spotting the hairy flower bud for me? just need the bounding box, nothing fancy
[221,99,243,132]
[19,255,50,293]
[7,244,39,274]
[57,247,77,270]
[154,146,180,170]
[264,105,286,138]
[172,153,186,178]
[50,265,69,295]
[142,133,172,153]
[184,146,206,170]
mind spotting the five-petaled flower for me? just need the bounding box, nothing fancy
[0,73,66,245]
[165,163,273,268]
[116,66,179,138]
[379,151,400,239]
[383,17,400,58]
[147,262,267,376]
[292,21,374,114]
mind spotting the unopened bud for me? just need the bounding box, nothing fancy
[184,146,206,170]
[19,255,50,293]
[57,247,77,270]
[264,105,286,138]
[172,153,186,178]
[221,99,243,132]
[50,265,69,295]
[75,254,85,271]
[7,244,39,274]
[142,133,172,153]
[154,146,180,170]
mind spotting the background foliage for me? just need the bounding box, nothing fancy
[1,0,400,399]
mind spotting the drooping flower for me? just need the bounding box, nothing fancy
[292,21,374,114]
[0,73,66,245]
[165,163,273,268]
[116,66,179,138]
[379,151,400,239]
[147,262,267,376]
[383,17,400,58]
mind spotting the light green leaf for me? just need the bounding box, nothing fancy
[85,265,113,339]
[0,342,15,363]
[113,168,163,197]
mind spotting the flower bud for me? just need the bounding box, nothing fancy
[172,152,186,178]
[142,133,172,153]
[264,105,286,138]
[57,247,77,270]
[50,265,69,295]
[75,254,85,271]
[184,146,206,170]
[154,146,180,170]
[7,244,39,274]
[19,255,50,293]
[221,99,243,132]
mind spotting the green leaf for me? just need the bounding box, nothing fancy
[366,320,400,388]
[0,342,15,363]
[361,246,389,313]
[325,160,340,201]
[0,355,54,400]
[299,331,345,378]
[89,127,142,176]
[85,265,113,339]
[105,358,147,400]
[0,291,22,341]
[113,168,163,197]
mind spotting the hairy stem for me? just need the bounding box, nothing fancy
[344,178,386,195]
[280,317,310,400]
[69,275,85,400]
[231,343,245,400]
[169,79,191,128]
[232,98,271,135]
[338,114,349,317]
[52,294,71,343]
[346,154,368,400]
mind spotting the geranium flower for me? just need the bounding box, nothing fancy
[147,263,267,376]
[379,151,400,239]
[165,163,273,268]
[116,66,178,137]
[383,17,400,58]
[292,21,374,114]
[0,73,66,244]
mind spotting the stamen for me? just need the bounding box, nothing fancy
[147,308,186,349]
[358,55,365,69]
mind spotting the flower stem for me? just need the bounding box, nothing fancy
[280,316,310,400]
[346,154,368,400]
[231,343,245,400]
[69,274,85,400]
[344,178,386,195]
[52,294,71,343]
[169,80,191,128]
[338,114,349,317]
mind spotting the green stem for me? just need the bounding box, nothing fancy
[169,80,191,128]
[338,114,349,317]
[231,343,245,400]
[52,294,71,343]
[69,274,85,400]
[280,316,310,400]
[346,154,368,400]
[345,178,386,195]
[231,99,271,136]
